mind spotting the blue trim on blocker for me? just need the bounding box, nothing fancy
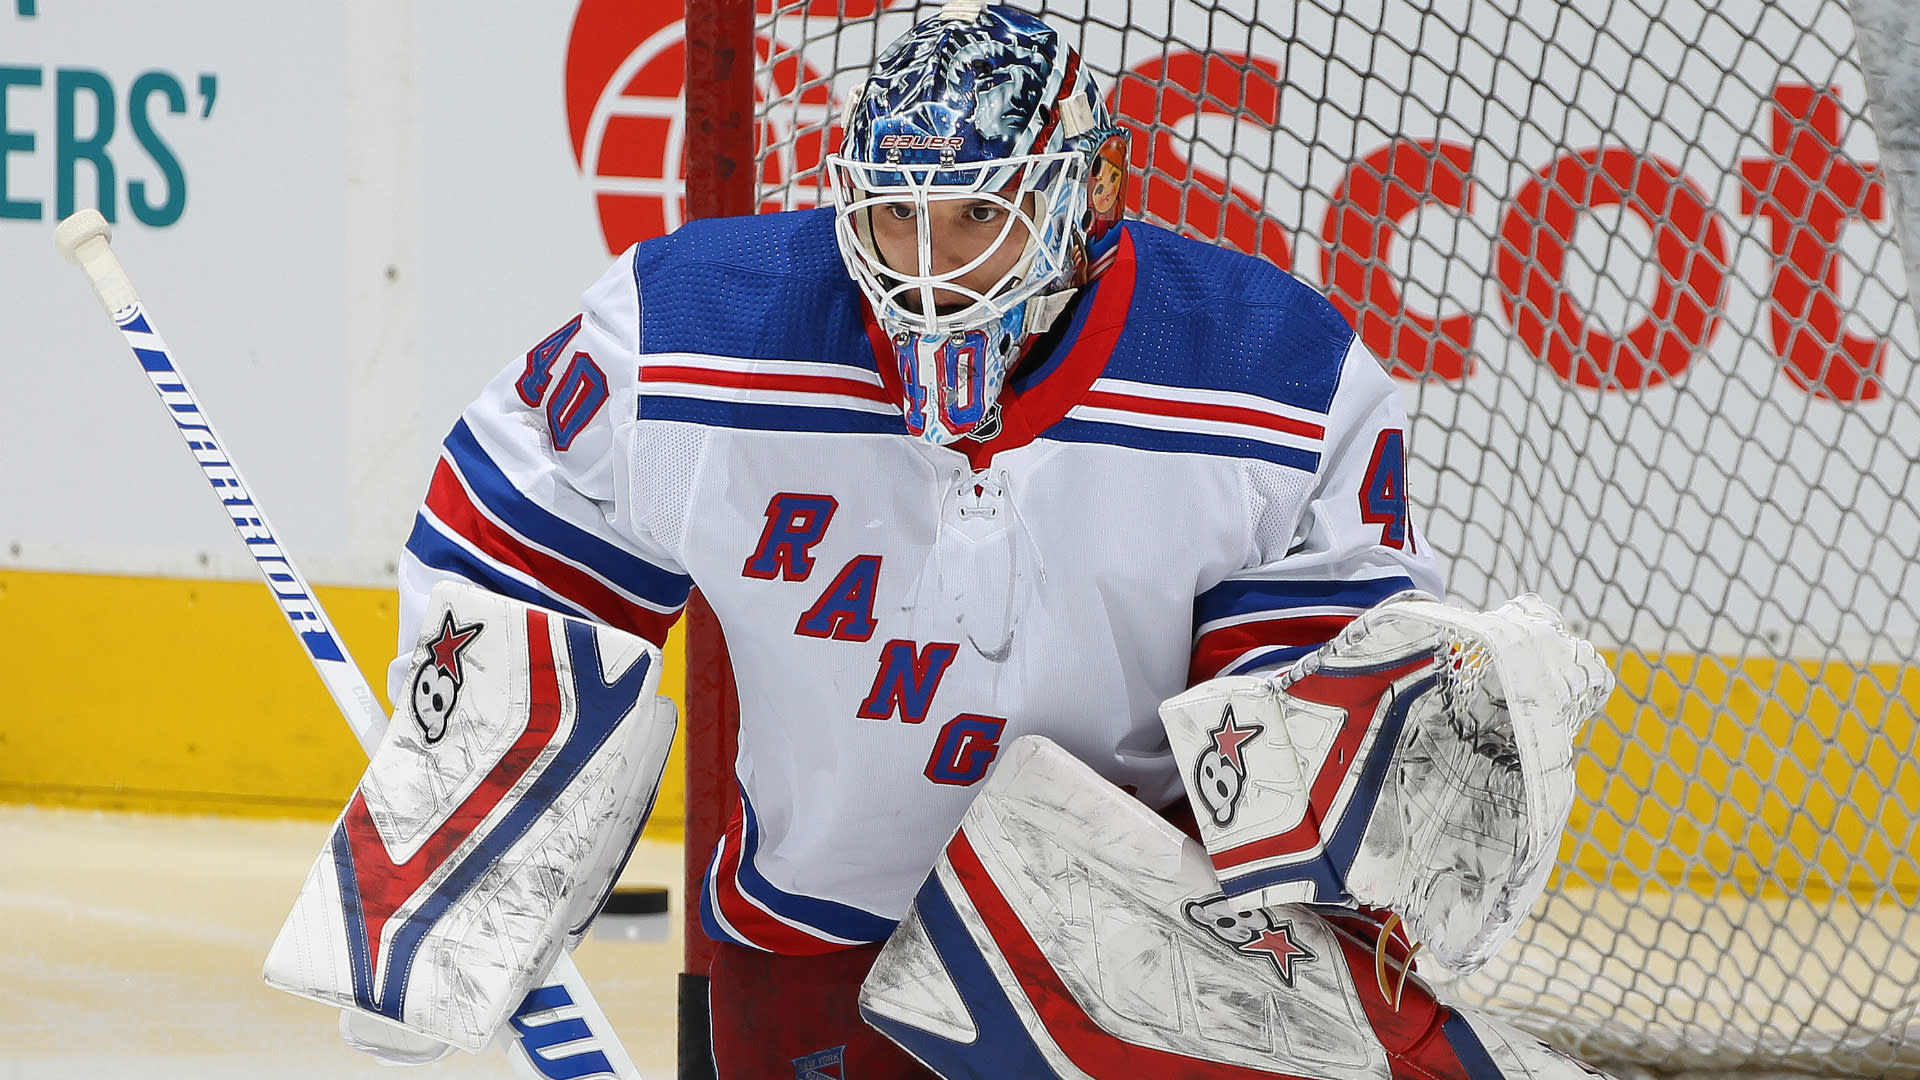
[859,875,1061,1079]
[443,421,694,609]
[1045,417,1321,472]
[1195,574,1418,625]
[1442,1012,1511,1080]
[336,621,652,1017]
[1221,671,1440,899]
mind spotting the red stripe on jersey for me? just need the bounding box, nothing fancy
[945,829,1318,1079]
[1188,612,1357,684]
[344,607,561,980]
[706,800,851,956]
[640,364,893,404]
[1081,388,1327,440]
[424,459,679,645]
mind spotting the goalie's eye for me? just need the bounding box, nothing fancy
[964,202,1003,224]
[882,202,916,221]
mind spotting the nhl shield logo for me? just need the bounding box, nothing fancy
[410,610,483,743]
[792,1045,847,1079]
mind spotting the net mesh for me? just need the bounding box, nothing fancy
[739,0,1920,1074]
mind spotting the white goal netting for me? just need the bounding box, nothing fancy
[681,0,1920,1074]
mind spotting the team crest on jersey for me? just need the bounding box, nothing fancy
[410,611,484,744]
[1183,894,1317,987]
[1191,703,1264,826]
[792,1045,847,1080]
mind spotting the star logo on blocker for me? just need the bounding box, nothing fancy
[1238,920,1316,987]
[428,611,484,679]
[1208,703,1263,773]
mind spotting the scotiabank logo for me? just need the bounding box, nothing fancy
[565,2,1888,403]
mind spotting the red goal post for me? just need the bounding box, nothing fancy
[679,0,1920,1075]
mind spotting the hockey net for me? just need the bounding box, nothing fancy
[684,0,1920,1074]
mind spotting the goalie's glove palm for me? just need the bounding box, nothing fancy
[1161,593,1615,973]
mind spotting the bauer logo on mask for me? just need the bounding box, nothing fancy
[410,611,483,743]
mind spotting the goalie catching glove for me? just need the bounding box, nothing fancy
[263,580,677,1052]
[1159,593,1614,973]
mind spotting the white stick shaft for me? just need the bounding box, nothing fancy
[55,211,645,1080]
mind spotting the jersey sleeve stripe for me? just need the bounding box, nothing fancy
[403,516,600,625]
[443,420,693,607]
[697,791,899,954]
[640,364,894,404]
[1081,385,1326,440]
[1194,574,1416,625]
[420,463,683,644]
[1044,417,1321,471]
[1215,643,1320,678]
[1189,619,1347,684]
[639,394,907,436]
[1067,402,1323,454]
[1189,576,1419,683]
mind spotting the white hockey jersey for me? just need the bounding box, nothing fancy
[395,209,1442,954]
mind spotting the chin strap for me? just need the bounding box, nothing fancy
[1023,287,1079,335]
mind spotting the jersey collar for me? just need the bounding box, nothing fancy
[862,224,1140,471]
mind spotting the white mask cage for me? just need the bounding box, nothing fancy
[826,149,1088,339]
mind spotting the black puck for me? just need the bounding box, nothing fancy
[600,885,670,917]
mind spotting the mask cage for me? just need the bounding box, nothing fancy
[826,149,1088,339]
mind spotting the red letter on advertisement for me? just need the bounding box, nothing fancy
[1496,147,1728,390]
[1320,139,1476,380]
[1739,84,1887,403]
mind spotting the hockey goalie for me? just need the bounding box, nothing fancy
[262,580,677,1058]
[860,594,1618,1079]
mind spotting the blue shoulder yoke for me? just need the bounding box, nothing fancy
[630,208,874,371]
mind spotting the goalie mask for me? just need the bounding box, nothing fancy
[827,2,1130,445]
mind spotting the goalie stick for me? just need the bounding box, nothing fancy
[53,209,646,1080]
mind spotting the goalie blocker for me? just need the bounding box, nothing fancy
[263,580,678,1052]
[1159,593,1615,974]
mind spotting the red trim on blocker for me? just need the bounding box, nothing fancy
[1189,613,1359,684]
[707,798,850,956]
[424,459,679,645]
[640,363,893,404]
[344,608,563,979]
[1209,654,1437,872]
[945,830,1317,1079]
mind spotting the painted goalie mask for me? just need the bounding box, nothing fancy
[827,2,1130,444]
